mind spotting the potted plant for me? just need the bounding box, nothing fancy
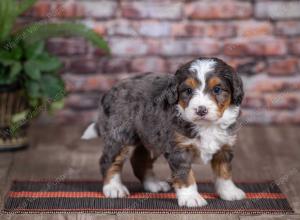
[0,0,109,151]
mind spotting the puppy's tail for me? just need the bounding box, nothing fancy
[81,122,99,140]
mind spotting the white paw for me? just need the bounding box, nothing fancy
[103,174,129,198]
[103,182,130,198]
[216,178,246,201]
[178,193,208,207]
[176,184,208,207]
[143,178,171,193]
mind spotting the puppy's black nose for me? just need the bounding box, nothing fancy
[196,106,208,117]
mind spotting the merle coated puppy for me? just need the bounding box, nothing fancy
[82,57,245,207]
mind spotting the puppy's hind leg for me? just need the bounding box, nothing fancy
[130,145,171,193]
[100,144,131,198]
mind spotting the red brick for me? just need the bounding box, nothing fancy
[171,23,205,37]
[227,58,267,75]
[167,57,195,73]
[242,94,264,109]
[138,21,171,37]
[65,93,99,110]
[268,58,298,75]
[224,41,247,57]
[289,38,300,55]
[104,58,130,73]
[54,109,97,125]
[173,22,235,38]
[236,21,273,37]
[26,1,52,18]
[106,20,138,37]
[64,73,123,92]
[160,39,220,56]
[150,39,164,55]
[240,109,272,124]
[109,38,160,56]
[241,109,300,125]
[109,38,148,56]
[263,93,298,110]
[271,110,300,124]
[255,1,300,20]
[83,0,117,18]
[93,23,107,36]
[110,38,148,56]
[247,38,287,56]
[247,75,300,93]
[226,58,253,69]
[276,21,300,36]
[204,23,236,38]
[46,38,87,56]
[69,58,98,74]
[121,1,182,20]
[130,57,167,73]
[53,1,85,18]
[224,38,287,56]
[185,1,252,20]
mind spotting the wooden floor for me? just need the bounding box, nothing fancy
[0,124,300,220]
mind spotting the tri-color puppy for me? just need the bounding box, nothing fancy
[82,57,246,207]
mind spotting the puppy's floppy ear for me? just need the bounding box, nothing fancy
[231,71,244,106]
[165,77,179,105]
[153,76,178,106]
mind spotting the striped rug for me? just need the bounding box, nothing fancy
[3,180,294,214]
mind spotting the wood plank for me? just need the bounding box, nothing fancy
[268,126,300,214]
[0,152,13,209]
[239,214,300,220]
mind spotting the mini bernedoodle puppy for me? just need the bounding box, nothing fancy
[82,57,246,207]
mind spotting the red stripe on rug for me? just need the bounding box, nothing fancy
[8,191,287,199]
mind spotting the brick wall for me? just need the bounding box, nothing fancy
[23,0,300,124]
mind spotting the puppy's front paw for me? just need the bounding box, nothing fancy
[103,182,130,198]
[216,178,246,201]
[176,184,208,207]
[178,193,208,207]
[143,178,171,193]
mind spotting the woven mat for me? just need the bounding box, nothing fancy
[3,180,294,214]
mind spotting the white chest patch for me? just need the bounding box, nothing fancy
[196,126,236,164]
[181,106,239,164]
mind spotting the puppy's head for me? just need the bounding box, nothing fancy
[173,58,244,124]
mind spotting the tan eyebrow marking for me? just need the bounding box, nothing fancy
[185,77,199,89]
[208,76,221,89]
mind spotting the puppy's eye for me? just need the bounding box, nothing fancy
[213,86,222,95]
[184,88,193,96]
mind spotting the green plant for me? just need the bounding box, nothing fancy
[0,0,109,114]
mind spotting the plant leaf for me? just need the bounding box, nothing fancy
[24,41,44,59]
[17,0,38,15]
[9,62,22,80]
[40,74,65,101]
[11,110,29,124]
[0,0,18,42]
[35,54,62,71]
[25,80,40,98]
[50,99,65,111]
[16,22,110,52]
[0,45,22,61]
[24,61,41,80]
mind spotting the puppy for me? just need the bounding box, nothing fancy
[82,57,246,207]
